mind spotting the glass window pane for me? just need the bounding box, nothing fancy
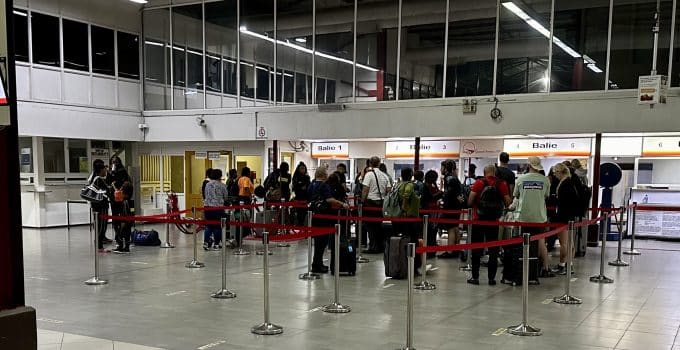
[14,9,29,62]
[91,26,115,76]
[400,0,446,100]
[144,9,171,110]
[118,32,140,79]
[276,0,312,105]
[446,1,495,97]
[316,77,326,103]
[294,72,309,104]
[19,137,32,173]
[44,138,65,173]
[550,1,608,92]
[240,63,255,100]
[205,0,238,107]
[674,8,680,87]
[315,1,354,104]
[31,12,60,66]
[609,0,673,90]
[68,139,88,173]
[173,4,204,109]
[241,0,274,106]
[62,19,89,72]
[497,0,551,94]
[357,1,399,101]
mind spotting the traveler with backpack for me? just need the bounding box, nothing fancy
[391,168,420,242]
[466,165,512,285]
[512,157,554,281]
[361,157,392,254]
[113,182,134,254]
[413,170,425,199]
[88,159,112,252]
[203,169,229,250]
[108,156,132,250]
[201,168,213,199]
[226,169,240,205]
[308,167,349,273]
[438,159,465,259]
[552,163,581,274]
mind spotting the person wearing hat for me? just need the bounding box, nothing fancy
[509,156,554,282]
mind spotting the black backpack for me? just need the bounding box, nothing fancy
[574,178,592,213]
[477,180,504,219]
[226,178,239,204]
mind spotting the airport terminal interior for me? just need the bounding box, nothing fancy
[1,0,680,349]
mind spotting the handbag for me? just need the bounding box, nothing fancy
[80,176,108,204]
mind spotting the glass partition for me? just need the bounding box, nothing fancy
[205,0,238,108]
[144,9,171,110]
[315,1,354,104]
[240,0,274,106]
[276,0,313,105]
[173,4,204,109]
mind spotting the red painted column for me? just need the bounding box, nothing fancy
[414,137,421,172]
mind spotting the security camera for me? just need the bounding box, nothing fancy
[196,117,206,127]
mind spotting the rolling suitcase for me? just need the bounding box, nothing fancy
[587,223,600,247]
[384,236,409,279]
[330,219,357,276]
[502,240,539,286]
[575,223,587,257]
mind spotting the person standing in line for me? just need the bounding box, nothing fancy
[552,163,581,275]
[203,169,229,250]
[361,156,392,254]
[108,156,132,248]
[466,165,513,285]
[438,159,465,259]
[278,162,292,202]
[292,162,311,226]
[226,169,240,205]
[336,163,349,193]
[421,170,443,250]
[113,182,134,254]
[465,163,478,187]
[514,157,555,279]
[89,159,112,252]
[413,170,425,198]
[496,152,516,194]
[379,163,394,188]
[201,168,213,199]
[238,167,255,204]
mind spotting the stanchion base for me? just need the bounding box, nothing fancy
[357,256,370,263]
[322,302,351,313]
[277,243,291,248]
[84,277,108,286]
[397,347,416,350]
[507,323,542,336]
[251,322,284,335]
[623,250,641,256]
[256,251,274,256]
[185,260,205,269]
[211,289,237,299]
[553,294,583,305]
[160,242,175,249]
[298,272,321,280]
[589,275,614,283]
[608,259,629,267]
[459,264,471,272]
[414,281,436,290]
[233,249,251,256]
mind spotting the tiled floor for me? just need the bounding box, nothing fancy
[38,328,165,349]
[23,224,680,350]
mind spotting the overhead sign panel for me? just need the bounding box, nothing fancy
[311,142,349,158]
[385,140,460,159]
[460,139,504,158]
[504,138,591,157]
[642,137,680,157]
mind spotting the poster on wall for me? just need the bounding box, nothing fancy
[635,210,680,238]
[311,142,349,158]
[642,137,680,157]
[460,139,504,158]
[385,140,460,159]
[90,148,110,163]
[503,138,591,157]
[637,75,667,105]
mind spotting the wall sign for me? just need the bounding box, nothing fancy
[195,151,207,159]
[385,140,460,159]
[208,152,221,160]
[642,137,680,157]
[504,138,591,157]
[256,126,267,140]
[311,142,349,158]
[635,210,680,238]
[460,139,504,158]
[638,75,667,105]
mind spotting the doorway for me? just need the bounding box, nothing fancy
[183,151,233,215]
[236,155,263,186]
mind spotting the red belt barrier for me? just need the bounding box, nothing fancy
[529,225,569,241]
[419,209,467,215]
[311,213,422,223]
[636,205,680,212]
[416,236,524,254]
[429,218,557,228]
[269,228,336,242]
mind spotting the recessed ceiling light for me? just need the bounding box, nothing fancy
[129,0,148,4]
[295,37,307,43]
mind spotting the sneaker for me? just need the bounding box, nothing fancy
[488,280,497,286]
[467,278,480,285]
[540,269,556,278]
[212,245,222,251]
[529,279,540,285]
[203,243,211,251]
[501,279,517,286]
[555,265,566,275]
[113,248,130,254]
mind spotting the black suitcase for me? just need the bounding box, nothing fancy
[384,236,409,279]
[575,224,587,257]
[587,224,600,247]
[502,241,539,286]
[330,240,357,276]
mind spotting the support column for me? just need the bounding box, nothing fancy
[0,0,37,347]
[591,133,602,220]
[414,137,421,172]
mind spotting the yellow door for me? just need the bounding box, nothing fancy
[236,155,263,186]
[281,152,295,169]
[184,151,210,216]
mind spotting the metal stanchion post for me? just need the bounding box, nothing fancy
[256,204,273,256]
[609,206,629,267]
[85,213,108,286]
[323,224,351,313]
[590,212,613,283]
[185,207,205,269]
[233,207,250,256]
[299,211,321,280]
[89,208,94,243]
[507,233,541,336]
[251,231,284,335]
[459,208,472,271]
[278,199,290,247]
[212,217,237,299]
[554,221,582,305]
[160,201,175,248]
[356,203,369,263]
[398,243,417,350]
[414,215,435,290]
[623,202,641,255]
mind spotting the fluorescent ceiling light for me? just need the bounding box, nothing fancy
[13,10,27,17]
[129,0,148,4]
[295,37,307,43]
[145,40,164,47]
[240,28,379,72]
[502,1,603,73]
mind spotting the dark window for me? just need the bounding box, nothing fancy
[186,49,203,90]
[31,12,60,66]
[283,71,293,103]
[223,59,237,95]
[13,9,29,62]
[206,54,221,92]
[256,65,270,101]
[316,77,326,104]
[91,26,115,76]
[173,48,185,87]
[117,32,140,79]
[62,19,89,71]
